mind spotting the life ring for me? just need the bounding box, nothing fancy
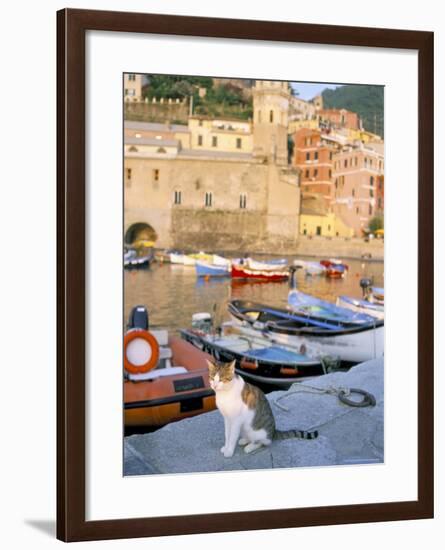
[124,329,159,374]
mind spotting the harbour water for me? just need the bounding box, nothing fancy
[124,255,384,333]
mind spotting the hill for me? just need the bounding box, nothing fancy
[322,85,384,137]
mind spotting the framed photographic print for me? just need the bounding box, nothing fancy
[57,8,434,542]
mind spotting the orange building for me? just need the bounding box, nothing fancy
[292,128,335,202]
[318,108,361,130]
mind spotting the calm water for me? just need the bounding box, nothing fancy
[124,256,384,333]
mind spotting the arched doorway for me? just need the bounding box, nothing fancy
[125,222,157,245]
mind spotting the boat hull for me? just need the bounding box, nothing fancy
[228,300,384,363]
[232,264,289,281]
[124,336,216,428]
[195,261,230,277]
[337,296,385,320]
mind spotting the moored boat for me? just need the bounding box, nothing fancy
[336,295,384,320]
[320,259,349,278]
[181,325,327,388]
[124,306,216,428]
[246,258,287,271]
[227,299,384,363]
[124,249,154,269]
[195,260,230,278]
[231,263,289,282]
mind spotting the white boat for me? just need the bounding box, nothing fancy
[336,295,384,320]
[169,252,185,264]
[228,300,384,364]
[246,258,288,271]
[212,254,231,267]
[293,259,326,276]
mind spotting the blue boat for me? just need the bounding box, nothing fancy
[195,260,230,278]
[287,267,375,324]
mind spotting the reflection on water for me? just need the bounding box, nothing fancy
[124,256,384,333]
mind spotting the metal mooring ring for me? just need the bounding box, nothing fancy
[338,388,376,407]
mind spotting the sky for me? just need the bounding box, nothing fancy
[291,82,343,100]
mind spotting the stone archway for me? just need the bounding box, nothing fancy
[125,222,158,245]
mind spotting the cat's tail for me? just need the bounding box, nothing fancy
[274,429,318,441]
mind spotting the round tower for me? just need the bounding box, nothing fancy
[252,80,290,165]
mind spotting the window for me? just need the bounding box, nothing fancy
[240,194,247,209]
[370,189,374,198]
[314,169,318,178]
[344,159,348,168]
[354,157,358,167]
[314,151,319,161]
[198,119,203,127]
[174,190,182,205]
[356,206,360,214]
[305,170,309,178]
[212,136,218,147]
[370,159,373,167]
[127,74,136,81]
[153,169,159,182]
[126,168,132,181]
[370,176,374,186]
[329,169,332,179]
[306,152,310,161]
[352,188,355,197]
[198,135,203,146]
[364,158,368,168]
[378,198,382,209]
[269,110,274,123]
[258,110,262,123]
[205,192,213,207]
[316,226,322,236]
[236,138,242,149]
[329,152,333,160]
[369,204,373,215]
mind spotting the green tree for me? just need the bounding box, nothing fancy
[368,216,384,233]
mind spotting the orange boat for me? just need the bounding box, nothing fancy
[124,306,216,428]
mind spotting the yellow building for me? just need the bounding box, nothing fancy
[300,212,354,238]
[188,116,253,153]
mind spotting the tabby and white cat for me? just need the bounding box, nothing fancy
[207,359,318,458]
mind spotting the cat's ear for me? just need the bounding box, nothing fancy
[206,359,215,370]
[228,360,236,372]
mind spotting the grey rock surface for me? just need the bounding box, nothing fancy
[124,358,383,475]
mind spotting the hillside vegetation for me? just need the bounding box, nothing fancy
[322,85,384,137]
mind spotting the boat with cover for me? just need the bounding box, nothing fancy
[181,322,327,388]
[124,306,216,428]
[228,299,384,363]
[336,295,384,319]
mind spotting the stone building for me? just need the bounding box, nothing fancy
[124,73,143,102]
[124,80,301,253]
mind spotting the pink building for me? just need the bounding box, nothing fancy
[318,108,361,130]
[332,145,384,236]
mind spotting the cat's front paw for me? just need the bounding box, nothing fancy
[223,447,234,458]
[220,445,227,454]
[238,438,249,446]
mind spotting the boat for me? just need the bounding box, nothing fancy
[227,299,384,363]
[293,259,326,276]
[169,252,185,264]
[124,249,154,269]
[124,306,216,428]
[212,254,232,267]
[183,251,214,266]
[246,258,287,271]
[336,295,384,320]
[287,267,374,324]
[195,260,230,278]
[181,324,328,389]
[320,259,349,278]
[231,263,289,282]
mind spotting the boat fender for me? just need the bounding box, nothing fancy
[338,388,376,407]
[240,359,258,371]
[124,329,160,374]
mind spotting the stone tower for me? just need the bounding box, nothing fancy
[252,80,291,165]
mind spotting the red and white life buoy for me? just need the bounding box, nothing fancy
[124,329,159,374]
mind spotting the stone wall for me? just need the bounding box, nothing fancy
[124,101,189,124]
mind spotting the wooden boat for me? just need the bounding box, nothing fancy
[336,295,384,320]
[195,260,230,278]
[181,326,326,388]
[227,299,384,363]
[124,306,216,428]
[232,263,289,282]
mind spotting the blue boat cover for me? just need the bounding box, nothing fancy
[244,346,312,364]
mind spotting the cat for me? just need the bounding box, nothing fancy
[207,358,318,458]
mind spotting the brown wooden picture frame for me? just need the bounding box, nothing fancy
[57,8,434,542]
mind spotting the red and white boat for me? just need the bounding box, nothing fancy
[231,263,289,282]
